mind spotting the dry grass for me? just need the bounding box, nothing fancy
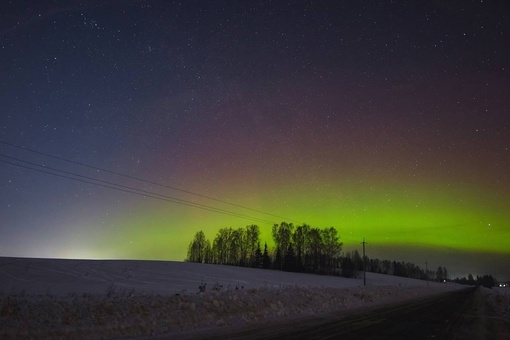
[0,283,467,339]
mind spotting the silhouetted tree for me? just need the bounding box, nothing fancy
[283,244,298,272]
[436,266,445,282]
[204,239,212,264]
[477,274,496,288]
[306,227,323,272]
[341,253,356,278]
[352,249,363,271]
[292,224,310,271]
[187,225,459,285]
[262,242,271,269]
[381,260,393,275]
[253,243,263,268]
[370,258,381,273]
[245,224,260,266]
[229,227,245,266]
[212,228,234,264]
[393,261,407,277]
[454,274,497,288]
[186,230,207,263]
[273,247,283,270]
[272,222,294,269]
[321,227,343,274]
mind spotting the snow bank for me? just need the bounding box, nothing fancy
[481,287,510,316]
[0,284,461,339]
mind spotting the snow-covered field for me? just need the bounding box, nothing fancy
[0,257,450,296]
[0,257,507,339]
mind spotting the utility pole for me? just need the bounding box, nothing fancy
[361,238,367,286]
[426,261,429,287]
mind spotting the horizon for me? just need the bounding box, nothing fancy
[1,239,507,282]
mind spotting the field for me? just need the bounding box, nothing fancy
[0,257,507,338]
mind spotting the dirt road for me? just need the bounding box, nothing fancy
[190,287,509,340]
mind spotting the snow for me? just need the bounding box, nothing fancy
[1,257,503,339]
[0,257,449,296]
[495,287,510,296]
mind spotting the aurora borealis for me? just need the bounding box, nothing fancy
[1,1,509,281]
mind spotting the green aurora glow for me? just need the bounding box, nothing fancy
[98,179,509,264]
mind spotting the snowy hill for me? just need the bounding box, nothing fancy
[0,257,474,338]
[0,257,450,296]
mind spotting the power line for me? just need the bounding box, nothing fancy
[0,156,278,225]
[361,237,367,286]
[0,140,301,224]
[0,157,275,224]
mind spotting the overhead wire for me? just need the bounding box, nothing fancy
[0,140,301,224]
[2,147,444,267]
[0,154,278,225]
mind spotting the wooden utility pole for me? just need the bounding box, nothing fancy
[426,261,429,287]
[361,238,367,286]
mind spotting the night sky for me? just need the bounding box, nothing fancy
[1,1,509,281]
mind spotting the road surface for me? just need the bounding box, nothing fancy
[182,287,508,339]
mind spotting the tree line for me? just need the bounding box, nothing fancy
[452,274,497,288]
[185,222,496,287]
[186,223,344,274]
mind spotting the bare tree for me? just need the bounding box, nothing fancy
[321,227,343,273]
[245,224,260,266]
[186,230,207,263]
[212,228,233,264]
[306,227,323,272]
[292,224,310,270]
[272,222,294,269]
